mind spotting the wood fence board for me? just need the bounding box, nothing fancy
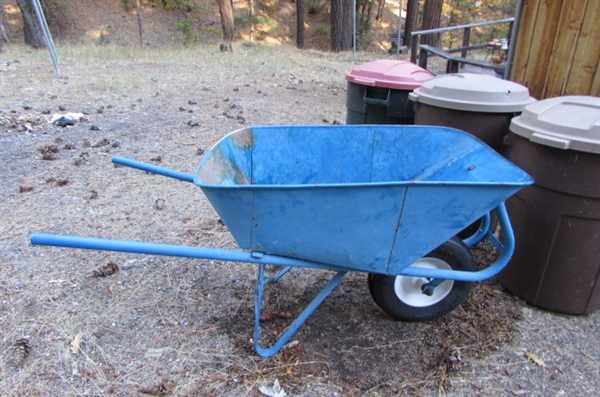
[511,0,600,99]
[523,0,563,98]
[564,0,600,96]
[543,0,586,98]
[510,0,539,85]
[591,62,600,97]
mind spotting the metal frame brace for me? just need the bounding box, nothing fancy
[253,264,347,357]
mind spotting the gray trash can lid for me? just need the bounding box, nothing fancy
[510,95,600,154]
[408,73,536,112]
[345,59,433,90]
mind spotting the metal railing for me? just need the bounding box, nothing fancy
[409,18,514,75]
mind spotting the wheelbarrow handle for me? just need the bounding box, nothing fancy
[29,233,351,273]
[112,156,195,183]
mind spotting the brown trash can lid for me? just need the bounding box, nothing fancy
[510,96,600,154]
[345,59,433,90]
[408,73,536,112]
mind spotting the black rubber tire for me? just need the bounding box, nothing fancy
[368,237,476,322]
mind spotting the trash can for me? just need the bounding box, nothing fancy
[345,60,433,125]
[409,73,536,237]
[499,95,600,315]
[408,73,536,151]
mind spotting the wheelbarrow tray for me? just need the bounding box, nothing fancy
[195,125,532,275]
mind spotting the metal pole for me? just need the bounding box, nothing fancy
[353,0,356,60]
[31,0,60,77]
[396,0,404,59]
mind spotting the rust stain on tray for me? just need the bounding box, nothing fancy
[231,128,254,149]
[199,148,250,185]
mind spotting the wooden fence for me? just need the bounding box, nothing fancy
[510,0,600,99]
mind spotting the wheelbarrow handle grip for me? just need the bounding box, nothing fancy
[112,156,195,183]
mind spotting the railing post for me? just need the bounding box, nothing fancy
[419,47,429,69]
[410,34,419,64]
[461,27,471,69]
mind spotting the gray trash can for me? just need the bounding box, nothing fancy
[499,95,600,314]
[345,60,433,125]
[409,73,536,151]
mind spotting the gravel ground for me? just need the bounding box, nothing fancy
[1,44,598,397]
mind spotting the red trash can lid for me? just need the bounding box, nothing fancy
[345,59,433,90]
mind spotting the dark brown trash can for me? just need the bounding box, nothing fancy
[345,60,433,125]
[409,73,536,237]
[408,73,536,151]
[499,95,600,314]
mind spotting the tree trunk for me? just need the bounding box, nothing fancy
[1,13,10,44]
[331,0,352,52]
[358,0,374,41]
[341,1,353,50]
[136,0,144,47]
[297,0,305,49]
[403,0,419,48]
[16,0,46,48]
[248,0,255,41]
[376,0,385,21]
[421,0,443,47]
[331,0,342,52]
[218,0,235,43]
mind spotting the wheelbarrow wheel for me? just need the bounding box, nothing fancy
[368,237,476,322]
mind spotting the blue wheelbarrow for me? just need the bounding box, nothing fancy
[31,125,533,357]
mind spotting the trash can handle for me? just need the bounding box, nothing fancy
[363,89,390,107]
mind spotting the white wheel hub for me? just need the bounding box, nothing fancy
[394,257,454,307]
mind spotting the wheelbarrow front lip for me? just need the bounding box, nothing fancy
[194,180,532,189]
[192,124,534,189]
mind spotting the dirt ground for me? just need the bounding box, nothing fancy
[1,43,599,397]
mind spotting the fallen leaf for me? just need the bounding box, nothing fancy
[259,379,286,397]
[145,347,168,358]
[139,378,174,396]
[260,312,275,322]
[49,279,66,284]
[524,351,546,367]
[15,338,31,360]
[19,185,34,193]
[71,332,84,354]
[92,262,119,277]
[281,340,299,351]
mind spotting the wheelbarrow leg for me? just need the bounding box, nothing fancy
[253,264,347,357]
[271,266,293,283]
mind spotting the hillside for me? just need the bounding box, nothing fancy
[1,0,401,52]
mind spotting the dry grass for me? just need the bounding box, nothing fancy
[1,43,598,397]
